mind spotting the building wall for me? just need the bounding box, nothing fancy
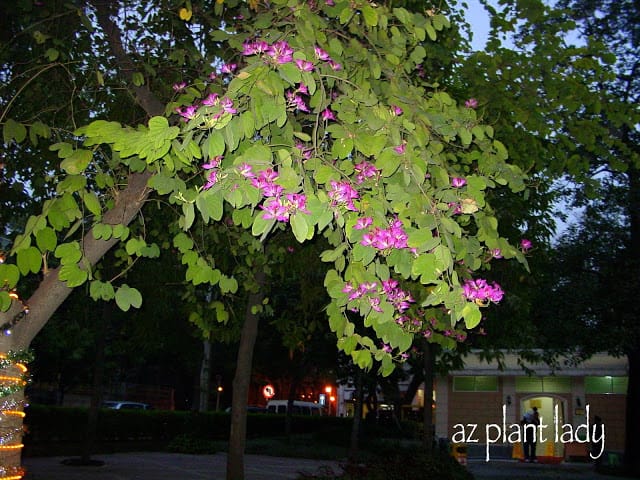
[446,378,504,441]
[586,393,626,451]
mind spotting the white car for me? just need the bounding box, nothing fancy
[102,400,153,410]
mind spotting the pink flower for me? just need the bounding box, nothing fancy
[286,91,309,112]
[261,197,289,221]
[295,59,314,72]
[520,239,532,252]
[451,177,467,188]
[237,163,254,178]
[314,46,330,61]
[394,143,406,154]
[465,98,479,109]
[327,180,359,211]
[267,40,294,64]
[242,40,270,56]
[462,278,504,304]
[202,156,222,169]
[176,105,198,120]
[173,82,187,92]
[491,249,503,259]
[321,108,336,121]
[391,105,403,116]
[202,93,220,106]
[203,170,218,190]
[221,63,236,74]
[354,217,373,230]
[354,161,379,184]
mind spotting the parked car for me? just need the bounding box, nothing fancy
[266,400,325,416]
[102,400,153,410]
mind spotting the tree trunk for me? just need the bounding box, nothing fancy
[227,271,265,480]
[625,348,640,475]
[198,339,212,412]
[422,340,435,455]
[0,2,162,476]
[625,164,640,475]
[81,301,108,464]
[285,375,298,439]
[0,336,26,478]
[348,368,364,463]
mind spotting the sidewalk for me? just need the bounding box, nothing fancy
[22,453,637,480]
[22,452,344,480]
[467,458,636,480]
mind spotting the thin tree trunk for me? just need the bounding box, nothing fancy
[227,271,265,480]
[625,164,640,476]
[198,339,212,412]
[422,340,435,455]
[285,374,299,439]
[80,301,108,464]
[348,368,364,463]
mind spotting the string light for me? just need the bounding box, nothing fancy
[0,289,30,336]
[0,351,30,480]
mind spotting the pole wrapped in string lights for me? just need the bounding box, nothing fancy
[0,281,32,480]
[0,352,30,480]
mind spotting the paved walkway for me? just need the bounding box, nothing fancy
[468,458,635,479]
[22,452,343,480]
[22,453,636,479]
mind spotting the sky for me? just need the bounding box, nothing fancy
[464,0,492,50]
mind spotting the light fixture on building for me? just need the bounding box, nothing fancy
[576,396,582,407]
[506,395,512,406]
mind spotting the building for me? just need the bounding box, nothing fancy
[337,351,628,460]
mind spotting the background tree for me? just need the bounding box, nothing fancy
[462,0,640,473]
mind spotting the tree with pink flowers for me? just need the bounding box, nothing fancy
[1,1,530,478]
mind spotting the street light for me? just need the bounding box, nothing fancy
[325,386,332,416]
[216,375,223,411]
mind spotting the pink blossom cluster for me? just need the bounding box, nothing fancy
[342,281,382,312]
[238,164,309,222]
[327,180,359,211]
[342,278,414,315]
[381,279,414,313]
[286,84,310,112]
[202,155,223,190]
[175,92,237,121]
[361,218,408,250]
[241,39,341,71]
[462,278,504,304]
[354,161,380,184]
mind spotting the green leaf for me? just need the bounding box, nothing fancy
[16,246,42,275]
[0,264,20,288]
[89,280,115,301]
[45,48,59,61]
[35,227,57,252]
[219,275,238,294]
[112,224,130,240]
[3,119,27,144]
[196,189,224,223]
[291,213,311,242]
[60,149,93,175]
[462,302,482,329]
[426,23,437,41]
[58,263,88,287]
[132,72,145,86]
[54,242,82,265]
[82,191,102,216]
[361,4,378,26]
[115,284,143,312]
[0,291,12,312]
